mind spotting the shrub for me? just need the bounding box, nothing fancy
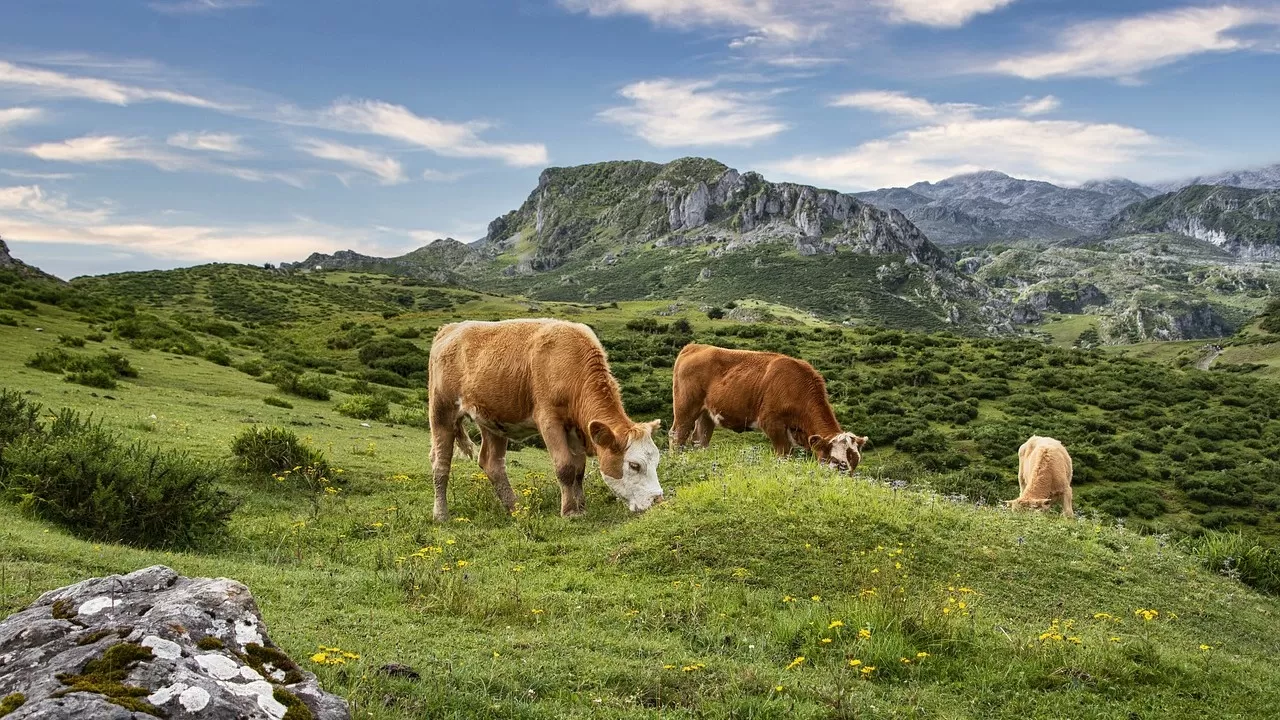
[263,396,294,409]
[0,405,237,549]
[0,313,18,326]
[25,350,137,386]
[204,347,233,366]
[389,407,429,429]
[85,331,107,342]
[0,389,41,452]
[706,307,725,320]
[393,326,422,339]
[1190,531,1280,595]
[336,394,390,421]
[236,359,266,377]
[66,368,117,389]
[57,334,86,348]
[268,369,331,401]
[230,425,330,478]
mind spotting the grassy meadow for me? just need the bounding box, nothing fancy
[3,264,1280,718]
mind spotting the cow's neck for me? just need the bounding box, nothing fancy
[571,371,633,439]
[795,404,842,442]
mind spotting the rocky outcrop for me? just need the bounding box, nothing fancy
[0,238,14,267]
[1107,185,1280,259]
[0,565,349,720]
[1101,301,1236,343]
[282,239,477,283]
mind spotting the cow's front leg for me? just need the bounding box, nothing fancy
[761,420,794,458]
[538,418,585,517]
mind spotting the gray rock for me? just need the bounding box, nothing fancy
[0,565,349,720]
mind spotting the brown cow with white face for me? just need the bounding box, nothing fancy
[670,343,868,473]
[428,319,664,521]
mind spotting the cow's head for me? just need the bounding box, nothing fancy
[590,419,665,512]
[808,432,868,475]
[1005,497,1053,511]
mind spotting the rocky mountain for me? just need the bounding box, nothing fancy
[854,171,1160,245]
[1153,162,1280,192]
[0,236,63,283]
[1107,185,1280,260]
[289,158,1008,332]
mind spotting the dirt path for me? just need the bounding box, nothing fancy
[1195,344,1224,371]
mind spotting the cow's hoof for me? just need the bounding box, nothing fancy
[562,510,586,518]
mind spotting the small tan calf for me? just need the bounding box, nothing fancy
[1005,435,1073,518]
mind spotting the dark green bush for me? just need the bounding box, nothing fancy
[204,347,233,366]
[0,404,237,549]
[57,334,86,348]
[1190,531,1280,595]
[268,369,331,401]
[236,359,266,377]
[66,368,117,389]
[0,313,19,326]
[706,307,725,320]
[25,350,137,386]
[230,425,330,478]
[263,396,294,409]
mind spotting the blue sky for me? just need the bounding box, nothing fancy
[2,0,1279,278]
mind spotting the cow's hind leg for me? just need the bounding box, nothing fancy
[478,428,517,515]
[692,410,715,448]
[670,387,704,450]
[1060,487,1074,519]
[429,400,458,522]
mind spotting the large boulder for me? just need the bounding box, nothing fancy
[0,565,349,719]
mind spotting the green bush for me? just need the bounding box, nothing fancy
[335,394,390,421]
[85,331,107,342]
[0,389,41,453]
[66,368,118,389]
[393,326,422,339]
[204,347,233,366]
[1190,531,1280,595]
[0,404,237,549]
[236,359,266,377]
[25,350,137,387]
[268,369,331,401]
[0,313,19,326]
[263,396,294,409]
[230,426,330,479]
[57,334,86,348]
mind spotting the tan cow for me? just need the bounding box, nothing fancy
[670,343,868,473]
[428,319,664,521]
[1006,435,1074,517]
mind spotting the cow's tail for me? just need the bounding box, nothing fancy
[454,417,477,460]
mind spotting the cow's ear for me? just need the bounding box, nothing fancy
[808,434,829,452]
[589,421,619,451]
[644,419,662,434]
[855,435,869,448]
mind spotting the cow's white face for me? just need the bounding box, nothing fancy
[811,432,868,475]
[596,420,665,512]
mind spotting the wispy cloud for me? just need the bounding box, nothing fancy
[990,6,1278,80]
[283,99,548,167]
[296,138,406,185]
[0,184,111,223]
[559,0,1015,44]
[770,90,1172,188]
[421,168,467,182]
[0,60,228,109]
[829,90,979,121]
[600,78,787,147]
[167,131,250,155]
[149,0,260,15]
[0,169,77,180]
[23,134,305,187]
[878,0,1016,28]
[0,107,43,130]
[1016,95,1060,116]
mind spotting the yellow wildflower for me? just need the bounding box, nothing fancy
[916,652,930,659]
[860,665,876,677]
[858,628,871,640]
[848,659,862,667]
[821,638,833,645]
[828,620,844,629]
[310,652,327,664]
[785,656,806,670]
[1200,644,1213,651]
[811,595,821,602]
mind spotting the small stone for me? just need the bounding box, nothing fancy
[378,662,421,680]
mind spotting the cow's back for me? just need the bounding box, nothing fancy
[1020,436,1072,494]
[431,319,600,423]
[675,344,817,427]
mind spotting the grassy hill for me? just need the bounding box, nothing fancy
[3,262,1280,717]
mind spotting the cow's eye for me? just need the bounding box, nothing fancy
[628,461,642,472]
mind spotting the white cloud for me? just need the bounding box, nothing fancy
[879,0,1016,28]
[764,55,841,68]
[293,99,548,167]
[23,134,305,187]
[0,60,226,109]
[297,138,406,185]
[1016,95,1060,116]
[0,184,111,223]
[830,90,978,121]
[770,90,1170,188]
[559,0,1013,42]
[149,0,259,14]
[600,78,787,147]
[991,6,1277,79]
[0,107,43,130]
[167,131,249,154]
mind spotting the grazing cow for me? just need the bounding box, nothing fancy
[1006,435,1074,517]
[670,343,868,473]
[428,319,664,521]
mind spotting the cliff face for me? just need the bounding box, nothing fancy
[1108,185,1280,259]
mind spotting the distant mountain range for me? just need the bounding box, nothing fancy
[1108,185,1280,260]
[853,162,1280,246]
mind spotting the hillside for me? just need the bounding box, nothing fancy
[3,258,1280,717]
[1108,185,1280,259]
[292,158,1009,333]
[965,233,1277,343]
[1154,162,1280,192]
[854,171,1159,245]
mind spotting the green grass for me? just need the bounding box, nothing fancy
[4,265,1280,717]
